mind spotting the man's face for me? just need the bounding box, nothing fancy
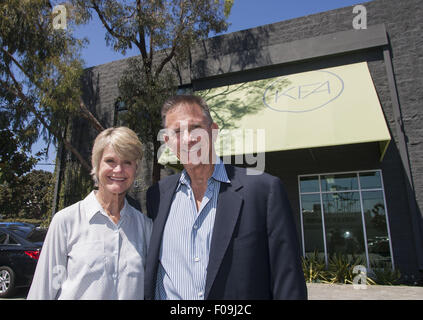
[164,103,218,166]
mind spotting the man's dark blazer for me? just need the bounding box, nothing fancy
[145,164,307,300]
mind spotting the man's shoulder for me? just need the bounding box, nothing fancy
[225,164,279,185]
[147,172,181,193]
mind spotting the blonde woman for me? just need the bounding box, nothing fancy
[28,127,152,300]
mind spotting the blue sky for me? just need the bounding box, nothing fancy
[33,0,369,171]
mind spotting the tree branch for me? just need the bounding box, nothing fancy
[154,5,186,78]
[79,99,105,132]
[154,45,176,78]
[135,0,148,59]
[2,47,105,135]
[1,47,34,84]
[2,73,92,173]
[90,0,137,51]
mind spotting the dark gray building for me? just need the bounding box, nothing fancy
[63,0,423,283]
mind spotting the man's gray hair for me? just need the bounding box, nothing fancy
[161,95,213,127]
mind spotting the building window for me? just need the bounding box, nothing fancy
[299,170,394,269]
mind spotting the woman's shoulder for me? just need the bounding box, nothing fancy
[49,201,83,227]
[126,203,152,225]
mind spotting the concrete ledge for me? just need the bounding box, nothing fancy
[307,283,423,300]
[191,24,388,80]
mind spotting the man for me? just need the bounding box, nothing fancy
[145,95,307,300]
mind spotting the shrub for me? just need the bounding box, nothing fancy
[370,260,401,285]
[302,250,329,283]
[302,252,400,285]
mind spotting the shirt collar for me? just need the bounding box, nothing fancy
[211,156,231,184]
[83,190,130,222]
[179,155,230,188]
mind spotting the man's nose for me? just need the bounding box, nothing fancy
[182,130,197,142]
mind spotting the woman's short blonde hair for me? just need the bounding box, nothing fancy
[90,127,143,186]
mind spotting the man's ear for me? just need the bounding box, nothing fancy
[164,134,169,144]
[211,122,219,142]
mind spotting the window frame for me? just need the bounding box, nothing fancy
[298,169,395,270]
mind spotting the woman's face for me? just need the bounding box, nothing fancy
[97,144,137,196]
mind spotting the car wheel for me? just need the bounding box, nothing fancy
[0,266,16,298]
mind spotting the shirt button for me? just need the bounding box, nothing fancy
[198,292,204,297]
[193,225,198,229]
[112,273,117,279]
[194,257,200,262]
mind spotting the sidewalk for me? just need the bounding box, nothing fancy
[307,283,423,300]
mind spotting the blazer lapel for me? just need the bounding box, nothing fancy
[146,174,180,299]
[205,169,243,299]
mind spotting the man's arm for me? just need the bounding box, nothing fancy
[266,177,307,300]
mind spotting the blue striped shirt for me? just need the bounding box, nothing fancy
[155,157,230,300]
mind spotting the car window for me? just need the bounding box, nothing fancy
[8,235,19,244]
[7,227,31,238]
[0,232,7,244]
[26,229,47,243]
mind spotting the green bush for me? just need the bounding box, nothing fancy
[302,252,400,286]
[302,250,329,283]
[370,260,401,285]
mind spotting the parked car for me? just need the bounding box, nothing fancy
[0,226,46,298]
[0,222,35,228]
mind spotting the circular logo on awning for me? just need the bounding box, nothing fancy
[263,70,344,113]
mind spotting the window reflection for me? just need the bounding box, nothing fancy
[321,173,358,192]
[300,176,319,193]
[362,191,391,266]
[299,171,393,269]
[322,192,365,258]
[359,171,382,189]
[301,194,325,254]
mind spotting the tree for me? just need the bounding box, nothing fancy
[71,0,233,183]
[0,0,104,175]
[0,129,38,186]
[0,170,53,220]
[21,170,54,220]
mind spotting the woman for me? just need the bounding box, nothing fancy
[27,127,152,299]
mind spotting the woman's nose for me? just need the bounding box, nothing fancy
[113,163,123,172]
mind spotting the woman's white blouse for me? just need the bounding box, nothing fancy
[27,191,152,300]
